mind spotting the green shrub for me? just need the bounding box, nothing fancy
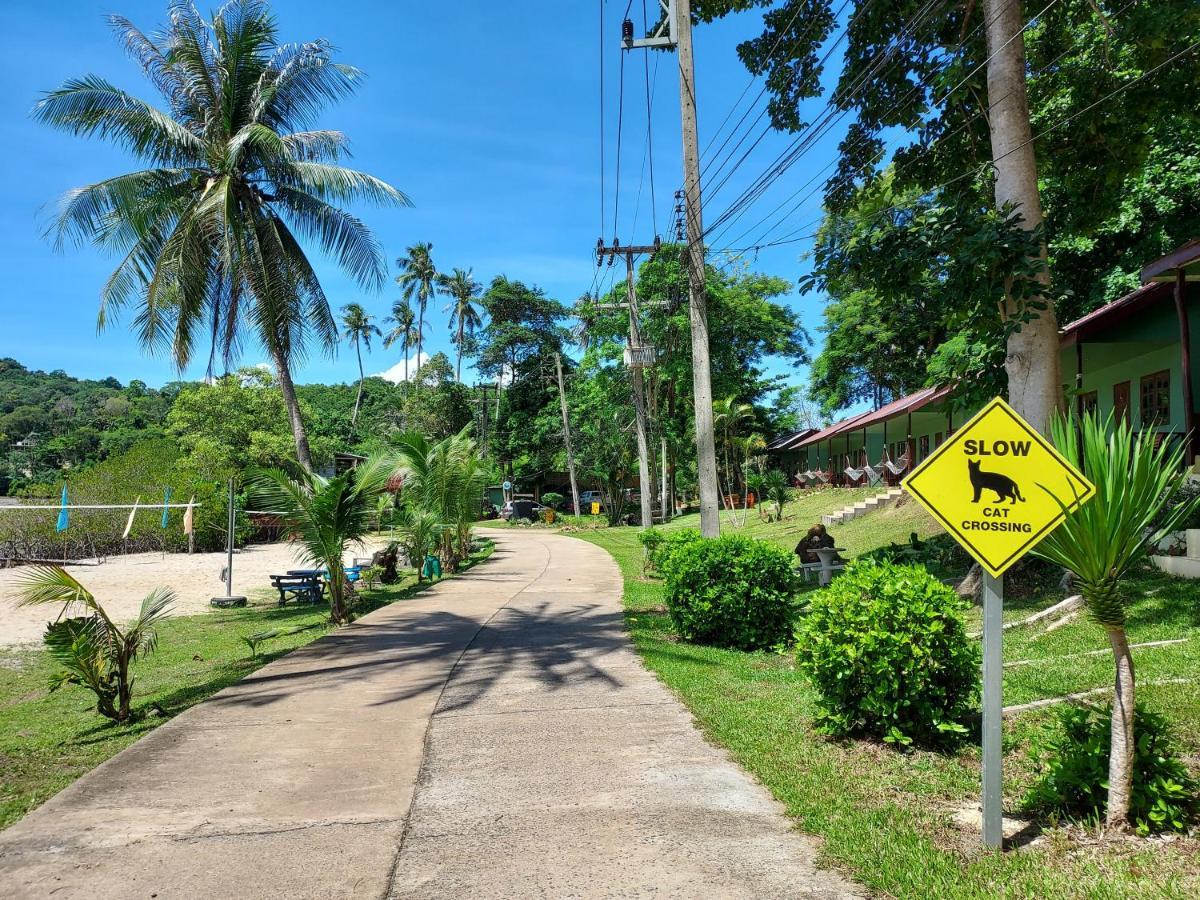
[540,491,564,510]
[660,534,796,650]
[1026,704,1199,835]
[795,559,979,747]
[648,528,702,574]
[638,527,665,573]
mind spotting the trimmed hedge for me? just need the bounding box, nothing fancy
[659,533,796,650]
[795,559,979,747]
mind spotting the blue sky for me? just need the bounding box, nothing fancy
[0,0,849,391]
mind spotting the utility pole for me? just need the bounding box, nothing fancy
[623,0,720,536]
[554,354,582,516]
[595,240,667,529]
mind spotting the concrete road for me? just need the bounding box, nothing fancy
[0,529,859,899]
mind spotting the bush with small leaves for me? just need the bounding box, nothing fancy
[659,534,796,650]
[647,528,702,574]
[1026,703,1199,835]
[795,559,979,748]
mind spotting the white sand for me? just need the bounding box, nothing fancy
[0,538,389,648]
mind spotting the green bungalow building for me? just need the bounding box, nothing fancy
[773,241,1200,484]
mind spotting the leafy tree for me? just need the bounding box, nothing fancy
[18,567,174,722]
[248,453,397,624]
[399,353,473,440]
[166,368,334,478]
[474,276,570,379]
[697,0,1200,419]
[438,268,485,381]
[713,396,754,507]
[37,0,408,471]
[1034,413,1200,829]
[395,242,438,368]
[340,302,381,429]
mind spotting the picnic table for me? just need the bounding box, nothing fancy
[270,572,324,606]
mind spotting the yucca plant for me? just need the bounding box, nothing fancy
[1034,411,1200,829]
[248,453,397,623]
[17,567,175,722]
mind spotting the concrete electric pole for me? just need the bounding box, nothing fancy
[622,0,720,536]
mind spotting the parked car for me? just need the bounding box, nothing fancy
[578,491,605,512]
[501,499,545,522]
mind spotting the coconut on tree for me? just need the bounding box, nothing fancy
[340,302,381,429]
[438,267,484,381]
[395,242,438,371]
[37,0,408,471]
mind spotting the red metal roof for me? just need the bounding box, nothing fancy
[1059,281,1172,345]
[790,384,954,450]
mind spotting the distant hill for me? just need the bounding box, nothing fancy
[0,358,181,494]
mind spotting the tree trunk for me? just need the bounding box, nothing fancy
[352,339,364,429]
[416,302,425,375]
[982,0,1061,432]
[271,344,314,472]
[1106,626,1136,830]
[456,318,464,382]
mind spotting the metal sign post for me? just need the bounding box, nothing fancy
[981,571,1004,849]
[901,397,1095,850]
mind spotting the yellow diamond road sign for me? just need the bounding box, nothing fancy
[902,397,1095,577]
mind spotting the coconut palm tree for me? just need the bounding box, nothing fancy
[438,268,484,381]
[341,302,381,428]
[37,1,409,472]
[17,567,174,722]
[712,396,754,510]
[382,298,423,383]
[247,453,397,624]
[395,242,438,369]
[392,427,487,571]
[1034,412,1200,830]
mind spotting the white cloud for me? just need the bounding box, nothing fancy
[373,352,429,384]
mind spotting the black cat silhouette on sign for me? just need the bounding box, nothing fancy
[968,459,1025,504]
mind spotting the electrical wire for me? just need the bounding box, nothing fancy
[642,0,658,238]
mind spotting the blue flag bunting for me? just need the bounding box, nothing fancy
[56,485,69,533]
[161,486,172,528]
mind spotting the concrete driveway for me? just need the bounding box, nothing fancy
[0,529,859,899]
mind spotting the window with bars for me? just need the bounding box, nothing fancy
[919,435,930,460]
[1140,370,1170,428]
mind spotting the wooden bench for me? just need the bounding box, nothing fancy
[270,574,323,606]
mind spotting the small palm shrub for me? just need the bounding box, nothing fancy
[659,534,796,650]
[796,560,979,747]
[18,567,174,722]
[762,469,791,521]
[1026,704,1198,835]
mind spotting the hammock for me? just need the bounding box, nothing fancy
[844,466,865,483]
[884,453,910,476]
[862,463,883,486]
[813,470,831,484]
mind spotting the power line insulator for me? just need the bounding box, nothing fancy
[621,19,634,47]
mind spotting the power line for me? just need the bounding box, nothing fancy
[599,0,606,240]
[642,0,658,237]
[714,30,1200,257]
[613,43,627,240]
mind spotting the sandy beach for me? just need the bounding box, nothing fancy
[0,538,390,649]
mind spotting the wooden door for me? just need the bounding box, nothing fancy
[1113,381,1131,425]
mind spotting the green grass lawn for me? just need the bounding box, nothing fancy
[0,538,493,831]
[576,491,1200,899]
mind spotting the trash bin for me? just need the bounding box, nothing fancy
[422,554,442,580]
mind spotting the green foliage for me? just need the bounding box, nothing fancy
[1153,477,1200,534]
[647,527,703,575]
[1035,412,1200,630]
[1026,704,1199,835]
[391,428,488,570]
[761,469,792,521]
[18,566,173,722]
[795,560,979,748]
[637,526,665,573]
[540,491,565,510]
[659,534,796,651]
[861,532,971,573]
[247,454,398,624]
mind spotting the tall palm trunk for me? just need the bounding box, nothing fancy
[1106,623,1136,829]
[271,344,314,472]
[351,338,365,428]
[982,0,1061,432]
[455,317,465,382]
[417,303,425,372]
